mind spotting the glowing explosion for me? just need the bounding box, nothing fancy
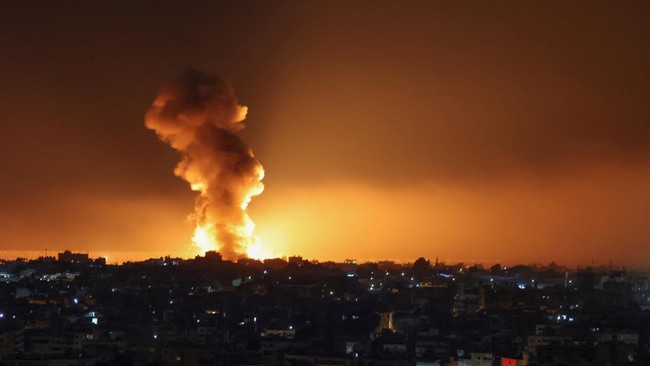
[145,69,267,260]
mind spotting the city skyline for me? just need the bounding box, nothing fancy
[0,249,647,364]
[0,2,649,266]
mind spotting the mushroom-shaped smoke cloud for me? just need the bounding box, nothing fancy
[145,69,264,260]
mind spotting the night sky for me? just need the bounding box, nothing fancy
[0,1,648,265]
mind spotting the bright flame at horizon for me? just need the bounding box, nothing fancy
[189,179,272,260]
[191,223,274,261]
[246,238,274,260]
[192,225,216,254]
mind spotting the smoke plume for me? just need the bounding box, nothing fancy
[145,69,265,260]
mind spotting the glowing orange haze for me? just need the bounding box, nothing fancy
[249,159,649,267]
[0,2,648,266]
[0,158,647,266]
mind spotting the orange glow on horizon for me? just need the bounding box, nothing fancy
[0,160,647,267]
[249,159,650,267]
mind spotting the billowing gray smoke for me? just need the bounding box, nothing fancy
[145,69,264,260]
